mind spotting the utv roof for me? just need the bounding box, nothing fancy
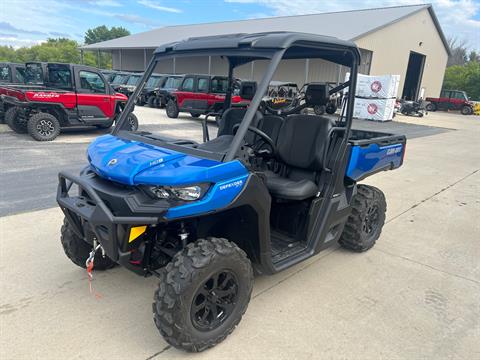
[153,32,360,67]
[0,62,24,66]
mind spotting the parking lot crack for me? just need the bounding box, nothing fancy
[145,345,171,359]
[386,168,479,225]
[373,248,480,285]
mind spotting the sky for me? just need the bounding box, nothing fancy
[0,0,479,50]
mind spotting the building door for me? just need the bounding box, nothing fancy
[402,51,426,100]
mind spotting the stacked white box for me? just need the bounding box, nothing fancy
[345,72,400,121]
[352,98,396,122]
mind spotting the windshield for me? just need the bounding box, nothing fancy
[115,45,356,160]
[112,74,128,84]
[25,63,44,85]
[126,75,141,86]
[164,77,182,89]
[146,76,162,88]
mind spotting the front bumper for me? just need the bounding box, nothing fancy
[57,170,167,269]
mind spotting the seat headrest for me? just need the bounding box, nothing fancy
[277,114,332,171]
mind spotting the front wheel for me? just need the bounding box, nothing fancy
[60,218,116,270]
[425,103,436,112]
[166,99,179,118]
[153,237,253,352]
[27,112,60,141]
[461,105,472,115]
[339,185,386,252]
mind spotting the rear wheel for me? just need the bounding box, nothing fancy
[166,99,179,118]
[425,103,436,112]
[61,218,116,270]
[5,107,27,134]
[153,237,253,352]
[147,95,156,108]
[461,105,472,115]
[27,112,60,141]
[339,185,386,252]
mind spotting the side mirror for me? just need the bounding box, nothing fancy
[239,81,257,100]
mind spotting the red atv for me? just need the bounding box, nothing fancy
[426,89,474,115]
[165,74,249,119]
[0,63,138,141]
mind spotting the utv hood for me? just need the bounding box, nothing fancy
[87,135,247,186]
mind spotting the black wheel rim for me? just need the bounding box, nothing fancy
[128,116,136,130]
[191,270,239,331]
[362,205,380,235]
[37,119,55,137]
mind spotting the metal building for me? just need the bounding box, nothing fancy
[81,4,450,100]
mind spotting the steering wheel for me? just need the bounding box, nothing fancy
[232,124,276,155]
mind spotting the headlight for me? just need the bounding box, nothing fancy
[145,184,210,201]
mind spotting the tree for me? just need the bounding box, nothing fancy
[84,25,130,45]
[83,25,130,69]
[468,50,479,63]
[443,61,480,101]
[447,37,468,67]
[0,46,16,62]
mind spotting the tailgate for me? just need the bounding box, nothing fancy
[346,130,406,181]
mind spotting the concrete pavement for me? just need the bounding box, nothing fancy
[0,111,479,359]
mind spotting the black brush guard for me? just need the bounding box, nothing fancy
[57,171,161,264]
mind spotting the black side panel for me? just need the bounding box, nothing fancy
[78,105,108,120]
[181,100,209,112]
[196,173,274,274]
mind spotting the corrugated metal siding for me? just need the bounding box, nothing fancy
[355,8,448,98]
[175,56,209,74]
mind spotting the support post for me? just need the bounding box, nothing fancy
[305,59,310,84]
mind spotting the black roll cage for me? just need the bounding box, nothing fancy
[113,32,360,163]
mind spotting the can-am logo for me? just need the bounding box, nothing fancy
[32,92,60,99]
[371,81,382,93]
[367,103,378,114]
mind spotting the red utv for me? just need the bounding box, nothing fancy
[165,74,249,119]
[0,62,138,141]
[426,89,474,115]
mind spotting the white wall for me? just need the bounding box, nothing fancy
[355,8,449,98]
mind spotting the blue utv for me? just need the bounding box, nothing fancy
[57,32,406,352]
